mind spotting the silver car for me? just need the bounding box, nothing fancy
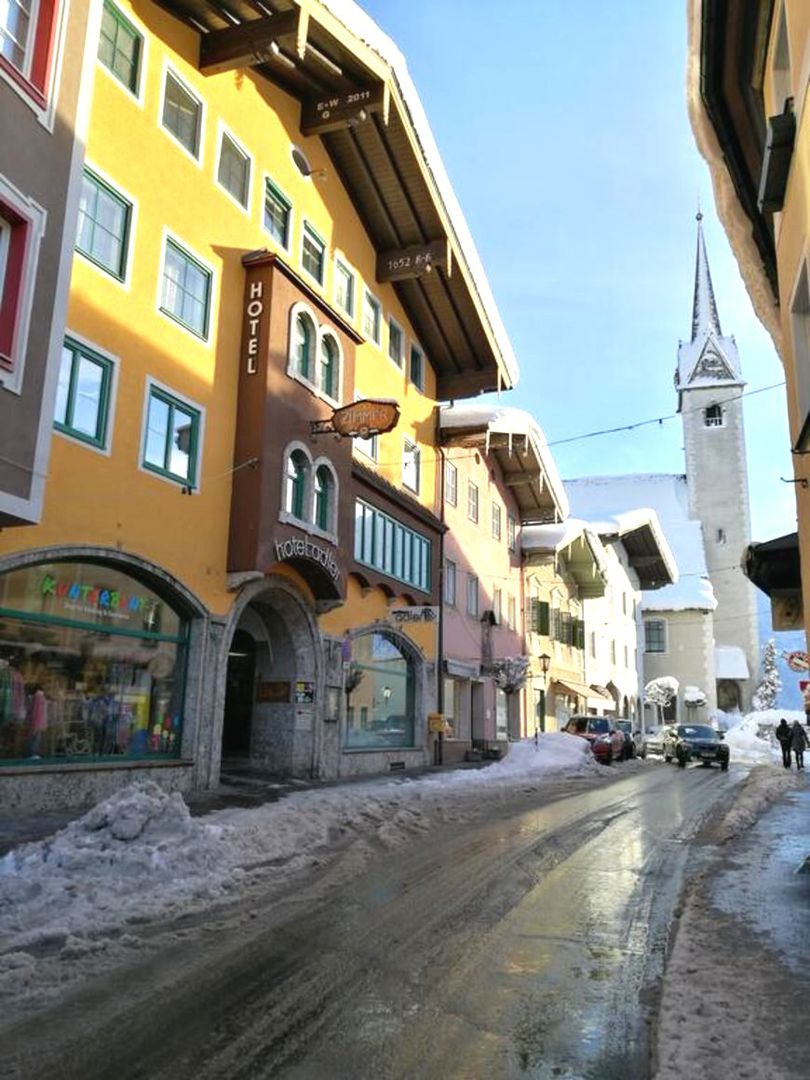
[639,725,675,760]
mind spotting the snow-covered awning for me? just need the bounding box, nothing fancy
[522,519,608,598]
[714,645,749,680]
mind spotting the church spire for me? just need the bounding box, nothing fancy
[691,211,722,342]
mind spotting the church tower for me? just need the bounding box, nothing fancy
[676,213,760,712]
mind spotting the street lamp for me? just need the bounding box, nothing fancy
[536,654,551,746]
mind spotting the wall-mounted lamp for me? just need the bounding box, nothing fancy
[539,653,551,677]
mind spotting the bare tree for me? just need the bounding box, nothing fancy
[645,675,679,725]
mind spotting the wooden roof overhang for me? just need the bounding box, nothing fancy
[699,0,778,297]
[440,425,562,524]
[157,0,514,399]
[607,524,675,591]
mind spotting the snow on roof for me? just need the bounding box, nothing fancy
[521,518,608,576]
[565,475,715,611]
[440,403,568,517]
[715,645,750,680]
[561,487,678,586]
[320,1,519,387]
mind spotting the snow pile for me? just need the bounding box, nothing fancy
[722,714,780,765]
[712,765,804,845]
[0,736,600,959]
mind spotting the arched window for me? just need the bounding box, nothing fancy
[294,312,315,381]
[319,334,339,400]
[285,449,309,519]
[313,464,334,532]
[344,632,415,749]
[704,404,723,427]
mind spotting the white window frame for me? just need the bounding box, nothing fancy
[155,229,215,345]
[159,62,205,166]
[402,436,420,494]
[466,574,479,617]
[444,559,457,606]
[445,460,457,506]
[467,480,479,523]
[317,327,342,405]
[491,501,502,541]
[215,122,252,213]
[410,342,425,391]
[363,288,382,346]
[333,253,355,319]
[139,375,205,491]
[0,173,46,395]
[300,219,326,288]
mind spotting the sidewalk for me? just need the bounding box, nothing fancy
[0,757,491,857]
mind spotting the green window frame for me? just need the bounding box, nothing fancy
[160,238,211,339]
[162,70,202,158]
[76,168,131,280]
[54,338,113,448]
[294,311,315,380]
[314,465,334,531]
[217,132,250,209]
[354,498,431,593]
[301,221,325,284]
[143,385,200,487]
[98,0,142,94]
[264,178,291,247]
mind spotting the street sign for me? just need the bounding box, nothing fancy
[786,650,810,672]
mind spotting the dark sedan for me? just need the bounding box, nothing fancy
[663,724,729,770]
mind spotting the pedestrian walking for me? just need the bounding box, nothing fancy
[775,718,792,768]
[790,720,808,771]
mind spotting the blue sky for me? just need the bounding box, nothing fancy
[361,0,796,542]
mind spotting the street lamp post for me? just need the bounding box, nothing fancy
[536,653,551,747]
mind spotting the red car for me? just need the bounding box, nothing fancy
[564,715,626,764]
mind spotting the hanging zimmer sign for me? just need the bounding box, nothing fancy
[311,399,399,439]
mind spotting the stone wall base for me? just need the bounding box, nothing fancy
[0,760,194,814]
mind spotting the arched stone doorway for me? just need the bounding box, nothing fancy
[220,577,321,778]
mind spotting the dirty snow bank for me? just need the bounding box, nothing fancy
[712,764,803,844]
[0,734,597,959]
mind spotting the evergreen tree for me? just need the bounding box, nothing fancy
[752,639,781,712]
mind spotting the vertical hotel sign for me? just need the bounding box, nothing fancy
[239,252,274,378]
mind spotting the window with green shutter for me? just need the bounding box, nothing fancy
[538,600,550,635]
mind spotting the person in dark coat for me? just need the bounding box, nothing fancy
[775,718,792,768]
[790,720,808,770]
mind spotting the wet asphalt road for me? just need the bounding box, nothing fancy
[1,762,743,1080]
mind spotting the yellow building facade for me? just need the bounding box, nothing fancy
[0,0,516,809]
[688,0,810,642]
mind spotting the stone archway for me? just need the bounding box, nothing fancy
[217,575,322,781]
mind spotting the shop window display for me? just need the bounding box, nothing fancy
[344,632,415,750]
[0,562,187,765]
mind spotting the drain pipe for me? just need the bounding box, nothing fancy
[435,405,446,767]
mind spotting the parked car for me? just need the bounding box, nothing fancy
[564,715,626,765]
[663,724,730,770]
[638,725,674,760]
[614,719,639,759]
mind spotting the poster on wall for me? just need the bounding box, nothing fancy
[294,681,315,704]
